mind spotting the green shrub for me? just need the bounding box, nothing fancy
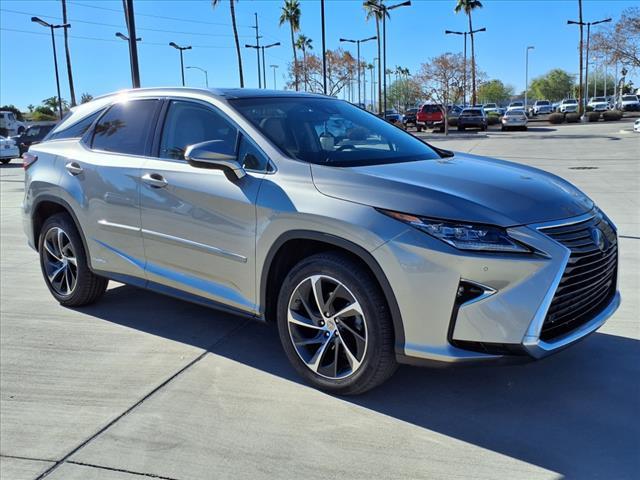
[586,105,594,112]
[487,115,500,125]
[448,116,458,127]
[586,111,600,122]
[31,111,57,121]
[602,110,623,121]
[548,113,564,124]
[566,113,580,123]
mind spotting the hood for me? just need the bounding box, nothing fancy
[311,153,594,227]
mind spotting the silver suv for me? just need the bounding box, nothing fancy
[23,88,620,394]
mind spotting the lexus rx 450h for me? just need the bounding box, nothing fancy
[23,88,620,394]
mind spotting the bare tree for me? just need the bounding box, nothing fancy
[287,49,356,97]
[415,53,464,136]
[590,7,640,69]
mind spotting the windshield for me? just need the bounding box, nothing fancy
[484,104,497,108]
[622,95,638,101]
[506,110,526,116]
[537,101,550,105]
[564,99,577,104]
[461,109,482,116]
[510,102,523,107]
[230,97,440,167]
[592,97,606,102]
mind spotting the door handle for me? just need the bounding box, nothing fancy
[65,162,83,175]
[142,172,168,188]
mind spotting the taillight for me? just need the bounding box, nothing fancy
[23,152,38,170]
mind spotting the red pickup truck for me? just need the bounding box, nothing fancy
[415,104,445,132]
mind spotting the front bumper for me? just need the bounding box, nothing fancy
[373,210,620,364]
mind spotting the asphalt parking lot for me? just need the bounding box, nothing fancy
[1,120,639,480]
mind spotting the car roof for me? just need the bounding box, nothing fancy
[94,86,330,101]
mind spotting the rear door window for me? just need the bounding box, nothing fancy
[49,110,103,140]
[91,100,160,156]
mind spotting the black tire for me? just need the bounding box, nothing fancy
[416,125,422,132]
[38,213,108,306]
[1,159,10,165]
[501,125,506,131]
[523,126,528,131]
[276,252,397,395]
[458,126,464,131]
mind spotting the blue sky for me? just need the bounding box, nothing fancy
[1,0,636,110]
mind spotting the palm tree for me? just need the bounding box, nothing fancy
[80,93,94,104]
[61,0,76,106]
[280,0,301,91]
[454,0,483,105]
[212,0,244,87]
[365,0,389,113]
[295,34,313,91]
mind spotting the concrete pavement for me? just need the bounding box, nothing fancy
[1,121,638,479]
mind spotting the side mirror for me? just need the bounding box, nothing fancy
[185,140,246,180]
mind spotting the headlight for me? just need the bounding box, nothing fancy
[379,210,531,253]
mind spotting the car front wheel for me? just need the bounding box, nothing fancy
[277,252,397,395]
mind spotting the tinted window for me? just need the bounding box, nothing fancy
[622,95,637,101]
[159,100,238,160]
[422,105,441,113]
[49,110,102,140]
[462,109,483,116]
[231,97,440,167]
[91,100,159,155]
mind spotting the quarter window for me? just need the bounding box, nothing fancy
[48,110,103,141]
[91,100,159,155]
[159,101,238,161]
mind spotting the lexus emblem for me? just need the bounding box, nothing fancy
[590,227,606,252]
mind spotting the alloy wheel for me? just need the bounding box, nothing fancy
[42,227,78,296]
[287,274,368,380]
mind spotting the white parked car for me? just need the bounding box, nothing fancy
[0,111,26,136]
[531,100,553,115]
[507,101,524,112]
[588,97,610,112]
[0,136,20,164]
[558,99,579,113]
[618,95,640,112]
[501,109,528,131]
[482,103,501,115]
[634,119,640,133]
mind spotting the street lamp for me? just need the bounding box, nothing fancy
[260,42,280,89]
[363,0,411,114]
[525,46,534,112]
[169,42,192,86]
[116,32,142,88]
[339,36,377,105]
[31,17,69,119]
[445,26,486,106]
[186,66,209,88]
[116,32,142,42]
[568,17,611,112]
[270,64,279,89]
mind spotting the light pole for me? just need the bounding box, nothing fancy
[568,17,611,113]
[270,64,279,89]
[169,42,192,86]
[445,27,486,106]
[116,32,142,88]
[364,0,411,114]
[260,42,280,89]
[186,66,209,88]
[339,36,377,105]
[31,17,69,119]
[525,46,534,112]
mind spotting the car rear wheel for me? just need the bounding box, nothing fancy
[277,252,397,395]
[1,159,10,165]
[416,125,423,132]
[39,213,108,306]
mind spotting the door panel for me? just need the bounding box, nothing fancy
[57,144,147,278]
[140,159,263,312]
[140,99,266,313]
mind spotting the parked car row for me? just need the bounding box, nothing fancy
[0,122,57,164]
[0,136,19,163]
